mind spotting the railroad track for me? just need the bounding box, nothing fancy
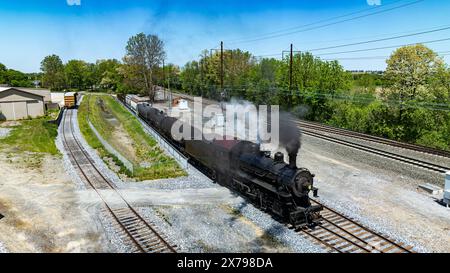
[296,120,450,158]
[62,108,176,253]
[295,200,415,253]
[302,129,449,174]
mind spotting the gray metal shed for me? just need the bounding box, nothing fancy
[0,87,45,121]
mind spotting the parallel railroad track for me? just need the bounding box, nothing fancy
[62,108,176,253]
[296,120,450,158]
[295,200,415,253]
[302,129,449,174]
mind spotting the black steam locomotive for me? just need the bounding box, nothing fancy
[135,102,322,227]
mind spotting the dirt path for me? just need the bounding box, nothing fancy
[0,152,112,253]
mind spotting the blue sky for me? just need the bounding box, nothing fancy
[0,0,449,72]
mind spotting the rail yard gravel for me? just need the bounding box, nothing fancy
[303,126,450,177]
[300,134,450,252]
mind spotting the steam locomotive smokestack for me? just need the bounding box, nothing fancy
[288,152,297,169]
[279,112,302,169]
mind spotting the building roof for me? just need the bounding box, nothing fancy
[19,88,51,101]
[0,87,45,98]
[65,92,78,97]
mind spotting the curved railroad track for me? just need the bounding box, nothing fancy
[294,200,414,253]
[62,108,176,253]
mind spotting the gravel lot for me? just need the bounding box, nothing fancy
[0,150,111,253]
[299,134,450,253]
[0,241,7,253]
[0,128,11,138]
[303,127,450,185]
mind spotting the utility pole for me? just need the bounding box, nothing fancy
[220,41,224,94]
[289,43,293,91]
[289,43,294,107]
[162,59,166,101]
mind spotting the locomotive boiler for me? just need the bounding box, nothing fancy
[135,102,322,227]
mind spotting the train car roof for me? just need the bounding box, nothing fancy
[212,139,241,150]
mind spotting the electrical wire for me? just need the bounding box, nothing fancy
[305,25,450,52]
[315,37,450,56]
[227,0,425,45]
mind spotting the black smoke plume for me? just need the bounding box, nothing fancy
[279,112,302,168]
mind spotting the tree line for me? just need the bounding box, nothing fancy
[38,33,167,97]
[0,63,38,87]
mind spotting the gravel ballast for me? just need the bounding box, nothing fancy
[301,134,450,252]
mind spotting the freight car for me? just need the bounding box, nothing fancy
[64,92,78,108]
[135,102,322,227]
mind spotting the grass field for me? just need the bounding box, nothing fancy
[0,117,59,155]
[78,94,186,181]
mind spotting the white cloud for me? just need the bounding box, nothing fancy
[67,0,81,6]
[367,0,382,6]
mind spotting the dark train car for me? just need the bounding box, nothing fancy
[184,139,241,179]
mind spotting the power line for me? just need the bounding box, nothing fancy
[254,49,450,62]
[315,37,450,56]
[305,25,450,52]
[226,0,404,43]
[227,0,425,45]
[289,24,450,46]
[323,52,450,61]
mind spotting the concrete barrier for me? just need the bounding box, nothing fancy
[444,171,450,207]
[49,108,65,126]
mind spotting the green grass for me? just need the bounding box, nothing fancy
[78,94,186,181]
[0,117,59,155]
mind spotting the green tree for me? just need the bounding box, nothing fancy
[124,33,165,100]
[96,59,122,91]
[65,60,88,90]
[41,55,65,91]
[384,44,444,104]
[94,59,122,91]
